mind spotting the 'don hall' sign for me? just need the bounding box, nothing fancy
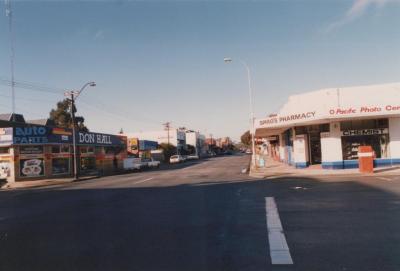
[77,132,126,146]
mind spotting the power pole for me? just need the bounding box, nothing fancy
[65,91,79,180]
[163,122,171,146]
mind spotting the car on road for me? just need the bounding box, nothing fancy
[245,149,252,154]
[123,158,144,171]
[145,158,160,168]
[186,154,199,160]
[170,155,185,164]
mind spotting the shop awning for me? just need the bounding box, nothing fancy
[255,127,287,138]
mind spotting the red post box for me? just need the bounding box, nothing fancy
[358,146,374,173]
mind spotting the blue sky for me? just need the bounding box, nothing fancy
[0,0,399,140]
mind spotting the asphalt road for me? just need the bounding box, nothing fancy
[1,155,400,271]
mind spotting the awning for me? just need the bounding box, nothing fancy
[255,127,287,138]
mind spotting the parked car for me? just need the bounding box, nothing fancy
[170,155,185,164]
[123,158,144,171]
[146,158,160,168]
[186,154,199,160]
[245,149,252,154]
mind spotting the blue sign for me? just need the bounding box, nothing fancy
[139,140,158,151]
[9,126,126,147]
[77,132,127,146]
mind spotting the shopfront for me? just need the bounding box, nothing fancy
[254,82,400,169]
[0,126,127,182]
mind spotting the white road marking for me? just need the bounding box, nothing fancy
[133,177,154,185]
[265,197,293,265]
[378,177,393,181]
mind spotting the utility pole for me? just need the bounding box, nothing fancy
[5,0,16,121]
[210,133,213,153]
[64,82,96,181]
[163,122,171,146]
[65,91,79,180]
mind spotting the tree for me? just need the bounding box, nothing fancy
[49,99,88,131]
[241,130,251,146]
[159,143,177,162]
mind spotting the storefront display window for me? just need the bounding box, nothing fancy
[81,157,96,171]
[341,118,389,160]
[0,147,9,154]
[105,146,124,155]
[20,146,43,155]
[52,158,70,175]
[20,158,44,177]
[80,146,94,154]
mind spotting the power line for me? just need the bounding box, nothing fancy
[0,77,64,94]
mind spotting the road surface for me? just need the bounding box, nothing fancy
[1,155,400,270]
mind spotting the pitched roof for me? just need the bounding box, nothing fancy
[27,119,55,126]
[0,113,12,121]
[0,113,25,123]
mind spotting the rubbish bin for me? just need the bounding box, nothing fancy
[358,146,374,173]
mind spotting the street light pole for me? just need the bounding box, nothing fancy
[224,57,257,168]
[64,82,96,180]
[70,92,78,180]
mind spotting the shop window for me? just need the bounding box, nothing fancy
[52,145,70,154]
[80,147,87,154]
[341,119,388,131]
[61,145,70,153]
[52,146,60,154]
[52,158,70,175]
[87,147,94,153]
[319,124,330,132]
[295,126,307,135]
[342,134,389,160]
[105,147,115,155]
[105,146,123,155]
[80,157,96,171]
[0,147,9,154]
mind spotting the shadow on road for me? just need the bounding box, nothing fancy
[1,176,400,271]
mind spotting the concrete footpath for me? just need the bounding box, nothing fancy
[0,176,98,190]
[250,157,400,178]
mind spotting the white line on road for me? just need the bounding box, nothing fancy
[133,177,154,185]
[265,197,293,265]
[378,177,393,181]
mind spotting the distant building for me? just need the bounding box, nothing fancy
[185,130,206,156]
[124,129,186,153]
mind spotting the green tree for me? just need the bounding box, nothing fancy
[240,130,251,146]
[49,99,88,131]
[159,143,177,162]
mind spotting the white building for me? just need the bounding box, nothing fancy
[185,130,207,156]
[254,82,400,169]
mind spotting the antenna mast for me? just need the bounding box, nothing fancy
[5,0,16,118]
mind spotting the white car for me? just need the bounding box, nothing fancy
[170,155,185,164]
[146,158,160,168]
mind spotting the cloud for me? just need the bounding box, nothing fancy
[326,0,395,31]
[94,29,105,40]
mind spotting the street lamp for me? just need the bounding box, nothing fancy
[64,81,96,180]
[224,57,257,168]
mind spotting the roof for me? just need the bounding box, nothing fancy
[0,113,25,123]
[27,119,55,126]
[0,114,12,121]
[255,82,400,130]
